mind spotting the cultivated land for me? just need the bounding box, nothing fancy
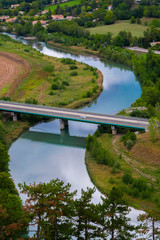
[0,52,31,95]
[88,20,148,37]
[86,132,160,209]
[45,0,81,11]
[0,36,103,108]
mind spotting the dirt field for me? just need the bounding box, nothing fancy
[0,52,31,96]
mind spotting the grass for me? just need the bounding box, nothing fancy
[85,133,160,209]
[88,20,148,37]
[0,36,102,108]
[45,0,81,12]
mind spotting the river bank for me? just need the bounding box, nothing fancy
[85,132,160,210]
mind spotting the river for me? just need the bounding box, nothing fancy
[8,35,144,234]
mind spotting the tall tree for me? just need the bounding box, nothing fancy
[100,187,136,240]
[73,187,102,240]
[138,209,160,240]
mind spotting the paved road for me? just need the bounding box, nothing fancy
[125,46,160,55]
[0,101,149,130]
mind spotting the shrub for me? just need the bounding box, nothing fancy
[51,83,59,90]
[43,64,54,73]
[130,16,135,24]
[109,177,116,184]
[127,139,134,150]
[61,58,76,65]
[62,81,69,86]
[25,98,38,104]
[50,73,55,77]
[24,48,29,52]
[130,132,137,141]
[121,131,137,150]
[122,172,133,185]
[70,65,77,70]
[49,91,54,95]
[70,71,78,76]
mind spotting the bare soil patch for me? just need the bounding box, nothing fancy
[0,51,31,96]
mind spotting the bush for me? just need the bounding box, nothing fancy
[70,71,78,76]
[86,134,115,167]
[51,82,59,90]
[130,16,135,24]
[70,65,77,70]
[25,98,38,104]
[43,64,54,73]
[130,132,137,141]
[49,91,54,95]
[127,139,134,150]
[61,58,76,65]
[121,131,137,150]
[122,172,133,185]
[62,81,69,86]
[24,48,29,52]
[109,177,116,184]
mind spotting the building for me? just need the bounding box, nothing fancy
[41,10,49,14]
[11,4,19,9]
[108,5,112,10]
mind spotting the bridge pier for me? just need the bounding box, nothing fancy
[11,112,17,122]
[111,125,117,135]
[59,119,68,130]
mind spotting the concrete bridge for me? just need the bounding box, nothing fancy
[0,101,149,133]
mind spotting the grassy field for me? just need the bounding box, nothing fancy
[85,132,160,209]
[88,20,148,37]
[0,35,102,108]
[45,0,81,12]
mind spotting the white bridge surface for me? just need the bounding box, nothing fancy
[0,101,149,130]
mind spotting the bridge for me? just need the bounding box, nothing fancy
[0,101,149,132]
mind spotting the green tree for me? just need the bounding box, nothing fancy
[138,209,160,240]
[0,142,9,173]
[130,16,136,23]
[100,187,136,240]
[73,187,102,239]
[19,179,76,240]
[104,11,115,25]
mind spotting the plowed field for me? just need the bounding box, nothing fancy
[0,52,31,96]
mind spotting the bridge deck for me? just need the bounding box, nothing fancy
[0,101,149,130]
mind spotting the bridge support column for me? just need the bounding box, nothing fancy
[11,112,17,122]
[111,125,117,135]
[59,119,68,130]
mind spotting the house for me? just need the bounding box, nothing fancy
[65,16,74,21]
[150,42,160,47]
[0,16,10,22]
[32,20,48,27]
[19,11,24,15]
[6,17,17,23]
[108,5,112,10]
[41,10,49,14]
[11,4,19,9]
[51,15,64,21]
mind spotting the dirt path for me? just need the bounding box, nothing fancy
[112,135,156,182]
[0,52,31,96]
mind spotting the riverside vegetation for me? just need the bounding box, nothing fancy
[1,115,160,240]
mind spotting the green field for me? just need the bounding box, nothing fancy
[88,20,148,37]
[45,0,81,12]
[0,35,102,109]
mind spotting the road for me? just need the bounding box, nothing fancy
[0,101,149,130]
[125,46,160,55]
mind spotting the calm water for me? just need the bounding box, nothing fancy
[9,36,143,230]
